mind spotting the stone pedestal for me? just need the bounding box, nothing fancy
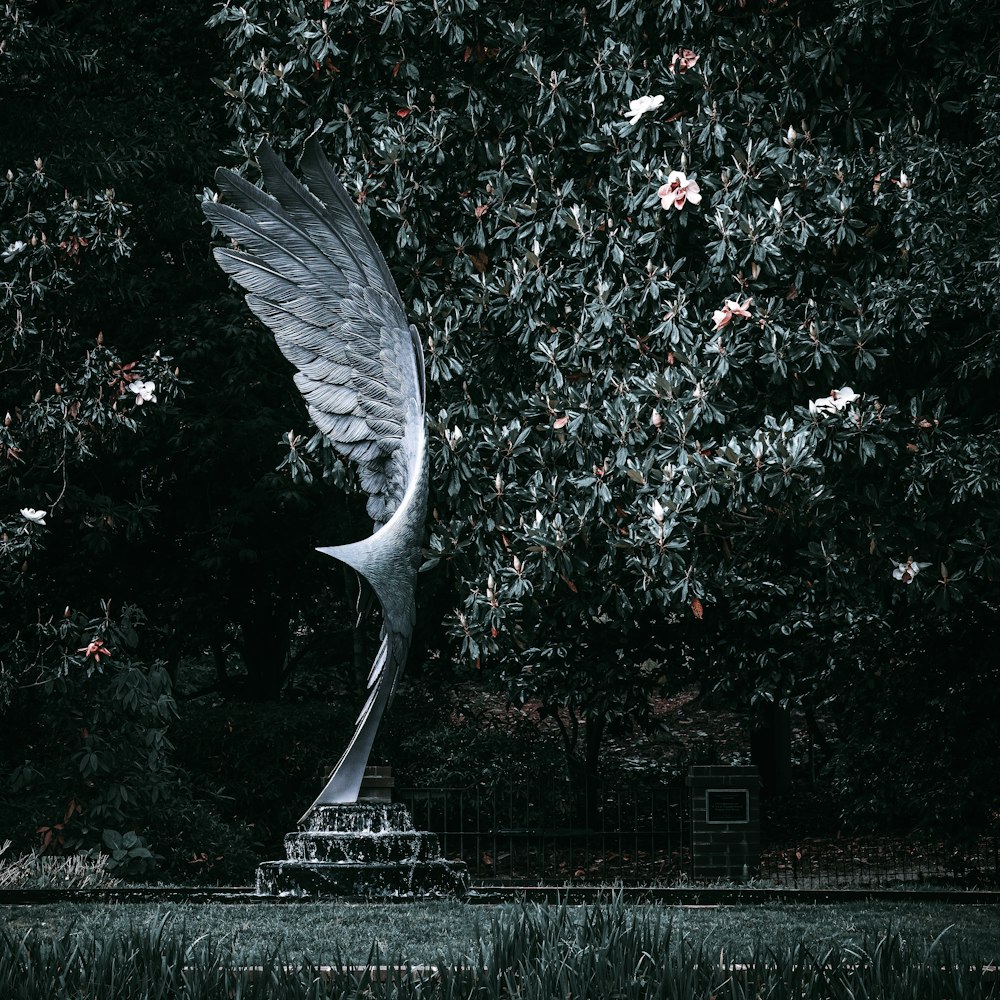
[358,764,395,802]
[687,765,761,881]
[256,769,469,898]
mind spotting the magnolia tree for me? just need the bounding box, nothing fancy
[0,1,185,865]
[210,0,999,822]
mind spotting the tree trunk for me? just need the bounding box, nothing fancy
[238,592,292,701]
[751,700,792,795]
[563,715,606,829]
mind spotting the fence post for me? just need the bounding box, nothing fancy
[687,765,761,882]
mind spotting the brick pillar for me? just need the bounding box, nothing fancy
[687,765,761,881]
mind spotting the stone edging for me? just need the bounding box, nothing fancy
[1,885,999,905]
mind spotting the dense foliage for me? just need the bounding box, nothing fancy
[208,0,999,822]
[0,0,357,874]
[1,0,997,875]
[0,0,185,870]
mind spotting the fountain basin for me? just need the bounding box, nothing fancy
[284,830,440,864]
[256,798,468,898]
[256,858,468,897]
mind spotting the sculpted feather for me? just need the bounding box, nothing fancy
[203,139,426,813]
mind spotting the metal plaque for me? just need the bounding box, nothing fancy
[705,788,750,824]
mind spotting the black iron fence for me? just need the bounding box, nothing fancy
[398,777,691,884]
[760,834,1000,889]
[399,777,1000,888]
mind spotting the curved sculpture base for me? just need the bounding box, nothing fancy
[256,801,469,899]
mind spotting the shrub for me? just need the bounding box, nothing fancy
[0,605,178,864]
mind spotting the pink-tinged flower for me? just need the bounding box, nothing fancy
[20,507,47,524]
[129,380,156,405]
[658,171,702,211]
[712,297,753,330]
[77,638,111,662]
[624,94,665,125]
[669,49,699,73]
[809,386,860,416]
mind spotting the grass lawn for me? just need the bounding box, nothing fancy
[3,898,998,965]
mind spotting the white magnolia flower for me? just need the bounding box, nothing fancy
[651,497,665,524]
[624,94,665,125]
[20,507,47,525]
[658,170,702,211]
[445,425,463,449]
[129,380,157,404]
[810,386,860,415]
[3,240,26,263]
[892,557,930,584]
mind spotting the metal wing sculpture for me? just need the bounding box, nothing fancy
[203,139,426,814]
